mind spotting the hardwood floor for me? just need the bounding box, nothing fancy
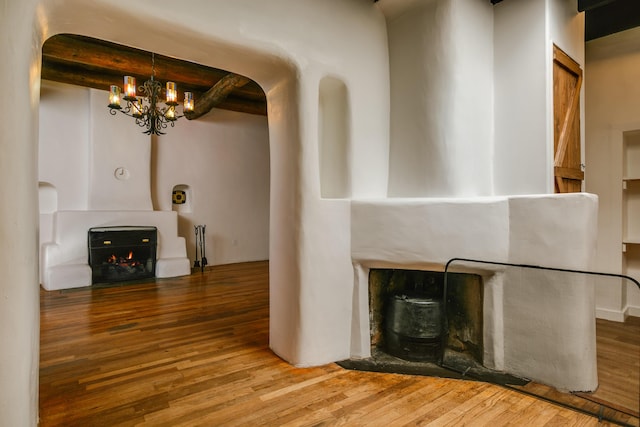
[577,317,640,417]
[510,316,639,426]
[40,261,634,426]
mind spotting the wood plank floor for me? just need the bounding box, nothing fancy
[510,316,639,425]
[578,316,640,417]
[40,261,632,426]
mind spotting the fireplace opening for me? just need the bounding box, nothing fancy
[340,267,525,385]
[88,226,157,284]
[370,269,483,366]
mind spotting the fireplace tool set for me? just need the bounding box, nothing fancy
[193,224,208,272]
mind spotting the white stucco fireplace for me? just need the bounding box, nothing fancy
[349,193,599,392]
[38,85,191,291]
[40,210,190,291]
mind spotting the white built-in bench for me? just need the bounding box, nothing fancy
[40,210,190,291]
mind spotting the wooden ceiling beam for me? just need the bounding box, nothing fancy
[184,73,251,120]
[41,34,267,117]
[42,57,208,96]
[41,59,267,116]
[43,35,226,88]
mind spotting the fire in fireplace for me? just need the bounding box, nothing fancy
[88,226,157,284]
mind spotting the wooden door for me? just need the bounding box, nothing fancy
[553,45,583,193]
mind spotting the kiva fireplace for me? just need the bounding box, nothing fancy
[88,226,157,284]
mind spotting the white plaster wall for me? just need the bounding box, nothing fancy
[386,0,584,198]
[39,82,90,210]
[585,27,640,319]
[493,0,549,195]
[88,89,153,211]
[508,194,598,269]
[152,108,270,266]
[291,68,361,365]
[504,194,598,390]
[386,0,494,197]
[386,0,450,196]
[352,197,510,267]
[501,267,597,391]
[447,0,494,196]
[319,76,350,199]
[39,82,153,212]
[0,2,41,424]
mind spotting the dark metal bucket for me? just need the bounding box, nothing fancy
[385,295,443,362]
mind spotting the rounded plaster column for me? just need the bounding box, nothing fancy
[0,1,41,424]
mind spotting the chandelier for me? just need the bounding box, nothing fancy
[107,53,194,135]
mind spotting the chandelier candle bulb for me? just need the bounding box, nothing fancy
[166,82,177,105]
[109,53,189,135]
[165,105,176,121]
[124,76,137,100]
[109,85,121,109]
[132,99,143,118]
[184,92,194,112]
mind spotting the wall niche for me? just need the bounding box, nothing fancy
[172,184,192,214]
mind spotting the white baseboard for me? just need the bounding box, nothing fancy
[597,305,640,321]
[595,307,626,322]
[624,305,640,318]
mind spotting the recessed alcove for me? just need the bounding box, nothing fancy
[318,76,350,199]
[172,184,192,214]
[38,182,58,214]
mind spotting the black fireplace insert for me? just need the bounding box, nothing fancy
[88,226,157,284]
